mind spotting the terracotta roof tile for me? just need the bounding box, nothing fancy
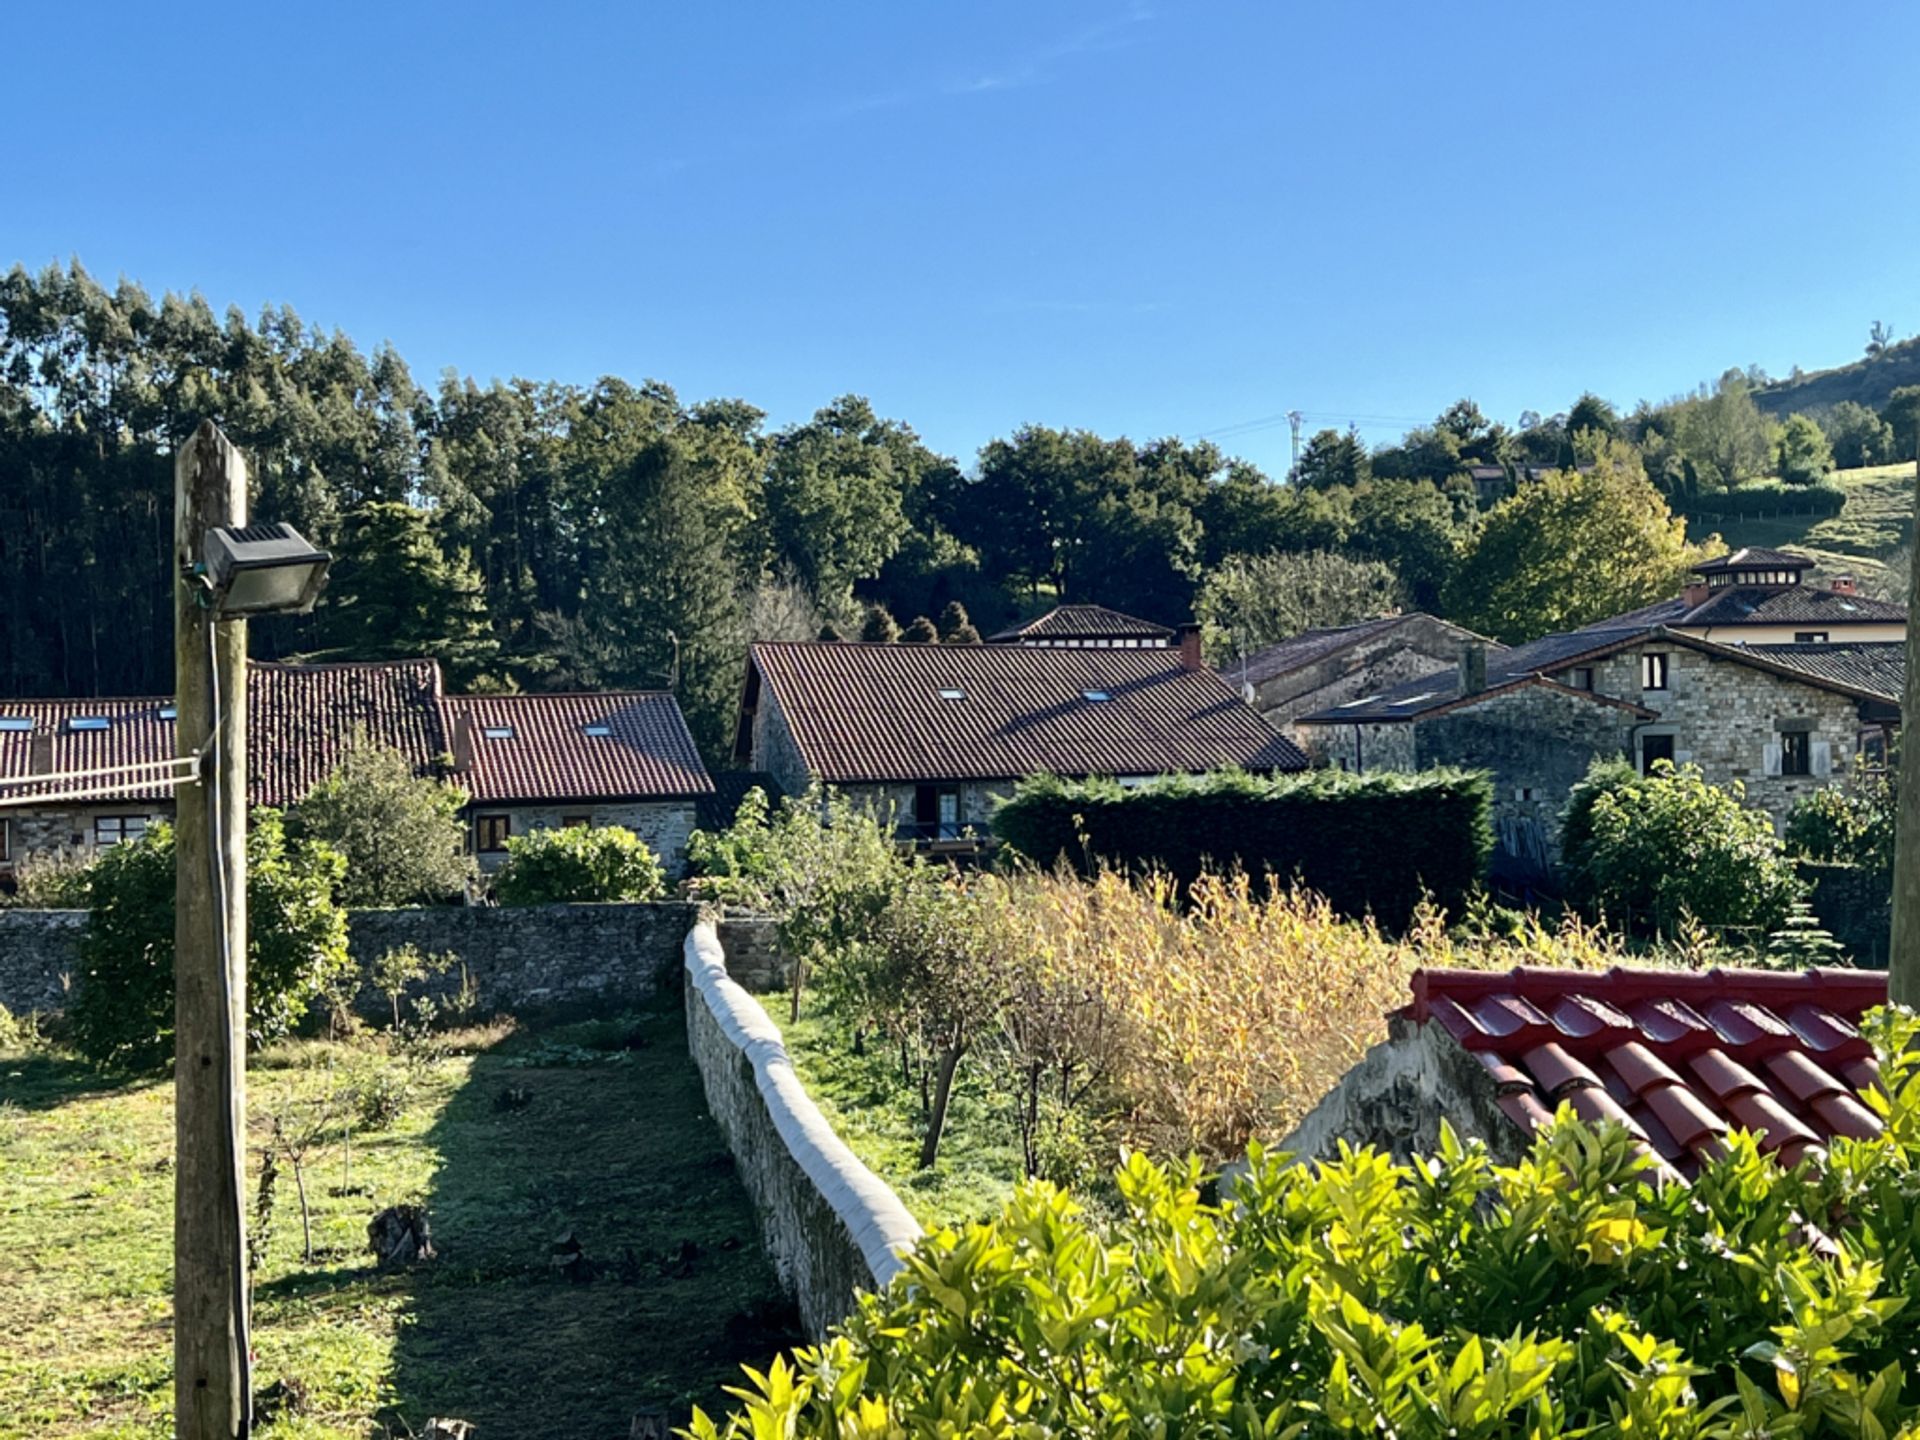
[1405,966,1887,1179]
[444,692,712,803]
[0,659,447,807]
[987,604,1175,643]
[748,642,1306,784]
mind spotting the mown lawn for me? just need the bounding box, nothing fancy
[769,998,1022,1231]
[1684,461,1915,586]
[0,1003,798,1439]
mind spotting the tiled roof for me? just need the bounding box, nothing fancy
[988,604,1175,643]
[1409,966,1885,1181]
[249,660,447,806]
[1234,614,1500,688]
[1697,546,1817,573]
[1734,643,1905,703]
[0,660,448,807]
[1594,586,1905,630]
[1297,627,1656,723]
[444,692,713,803]
[1299,623,1905,724]
[750,642,1307,784]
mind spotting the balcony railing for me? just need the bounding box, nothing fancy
[894,820,991,851]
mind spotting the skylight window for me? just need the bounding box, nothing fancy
[1337,695,1382,709]
[0,717,30,733]
[1081,689,1111,702]
[938,688,966,701]
[582,723,612,737]
[1393,693,1438,708]
[68,717,110,732]
[482,725,515,740]
[159,706,177,721]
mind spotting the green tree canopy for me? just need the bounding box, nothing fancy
[1821,400,1896,469]
[1669,369,1773,491]
[291,736,472,906]
[1443,439,1711,642]
[322,502,504,688]
[1290,427,1370,489]
[1196,549,1403,662]
[1774,413,1835,486]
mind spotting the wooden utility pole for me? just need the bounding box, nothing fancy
[1893,450,1920,1007]
[174,420,251,1439]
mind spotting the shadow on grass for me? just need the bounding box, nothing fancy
[0,1050,159,1112]
[382,993,803,1439]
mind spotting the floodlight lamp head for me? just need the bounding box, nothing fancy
[200,522,331,619]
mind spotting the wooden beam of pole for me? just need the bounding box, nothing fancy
[174,419,251,1440]
[1892,453,1920,1008]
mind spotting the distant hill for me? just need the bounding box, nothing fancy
[1673,462,1914,597]
[1753,338,1920,418]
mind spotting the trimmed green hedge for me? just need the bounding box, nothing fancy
[1676,481,1846,520]
[990,768,1493,926]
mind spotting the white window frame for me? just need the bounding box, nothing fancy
[1640,652,1669,692]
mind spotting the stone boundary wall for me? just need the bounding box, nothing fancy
[682,920,921,1338]
[0,903,769,1018]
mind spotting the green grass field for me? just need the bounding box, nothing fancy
[1682,462,1915,592]
[767,998,1022,1231]
[0,1006,797,1439]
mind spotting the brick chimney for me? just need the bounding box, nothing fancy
[1176,623,1204,672]
[1458,641,1488,696]
[1831,574,1858,596]
[1683,580,1710,609]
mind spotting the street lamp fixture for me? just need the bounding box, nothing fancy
[199,521,331,618]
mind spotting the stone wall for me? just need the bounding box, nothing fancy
[0,909,84,1012]
[468,801,698,875]
[1246,616,1489,736]
[0,901,697,1017]
[683,921,921,1338]
[750,684,814,800]
[1281,1015,1531,1166]
[2,803,175,876]
[1413,687,1638,880]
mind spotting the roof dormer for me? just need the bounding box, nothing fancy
[1693,547,1814,592]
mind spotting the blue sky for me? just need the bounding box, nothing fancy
[6,2,1916,474]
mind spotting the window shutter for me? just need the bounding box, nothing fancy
[1763,741,1782,777]
[1812,741,1832,777]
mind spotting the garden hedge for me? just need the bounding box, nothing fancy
[1675,481,1846,521]
[990,767,1493,927]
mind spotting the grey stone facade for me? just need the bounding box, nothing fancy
[683,922,920,1337]
[0,901,698,1018]
[467,800,698,875]
[1281,1016,1532,1167]
[2,803,175,875]
[1304,635,1884,880]
[1239,616,1490,736]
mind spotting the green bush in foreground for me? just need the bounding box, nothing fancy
[69,811,351,1069]
[1563,759,1802,941]
[493,824,666,905]
[694,1005,1920,1440]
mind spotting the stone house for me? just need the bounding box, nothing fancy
[987,604,1175,648]
[1222,613,1497,737]
[444,692,712,874]
[1283,964,1884,1182]
[1296,628,1902,882]
[733,629,1306,848]
[0,659,713,882]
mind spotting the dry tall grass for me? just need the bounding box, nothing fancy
[1006,870,1633,1161]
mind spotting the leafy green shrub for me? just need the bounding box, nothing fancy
[1788,782,1895,873]
[6,849,96,908]
[991,767,1494,928]
[1562,759,1801,939]
[687,785,917,1016]
[493,824,666,905]
[695,1005,1920,1439]
[69,811,352,1069]
[292,736,473,906]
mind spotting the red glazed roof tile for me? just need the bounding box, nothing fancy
[1404,965,1887,1179]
